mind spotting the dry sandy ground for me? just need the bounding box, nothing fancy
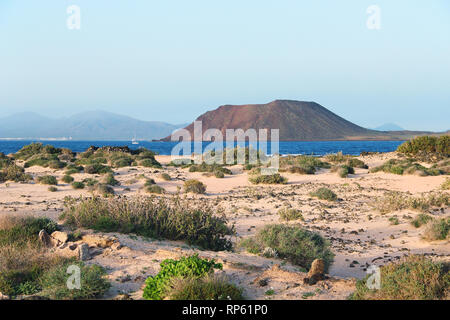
[0,152,448,300]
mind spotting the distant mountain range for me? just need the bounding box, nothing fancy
[0,111,187,141]
[1,102,445,141]
[162,100,440,141]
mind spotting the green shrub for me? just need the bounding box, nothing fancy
[139,158,161,168]
[142,254,222,300]
[350,255,449,300]
[61,175,74,184]
[0,216,58,247]
[92,183,115,197]
[61,196,234,251]
[83,178,98,187]
[374,192,449,214]
[71,181,85,189]
[0,153,13,169]
[411,214,433,228]
[249,174,287,185]
[397,135,449,161]
[214,171,225,178]
[147,185,165,194]
[37,175,58,186]
[239,224,334,272]
[166,275,243,300]
[280,155,330,174]
[441,178,450,190]
[278,208,304,221]
[144,178,156,186]
[347,158,368,169]
[309,188,337,201]
[39,261,110,300]
[184,179,206,194]
[370,158,444,176]
[423,218,450,241]
[103,173,120,186]
[0,164,32,183]
[188,162,232,175]
[48,186,58,192]
[159,173,171,181]
[84,164,112,175]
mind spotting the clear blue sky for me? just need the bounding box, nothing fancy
[1,1,449,131]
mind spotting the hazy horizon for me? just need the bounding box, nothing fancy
[1,1,449,131]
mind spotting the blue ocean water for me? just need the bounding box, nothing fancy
[0,140,404,156]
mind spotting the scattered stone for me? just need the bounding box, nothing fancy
[51,231,69,244]
[81,234,117,248]
[78,243,91,261]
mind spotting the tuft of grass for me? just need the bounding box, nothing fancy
[278,208,304,221]
[48,186,58,192]
[184,179,206,194]
[411,214,433,228]
[239,224,334,272]
[441,178,450,190]
[249,174,287,185]
[309,188,337,201]
[60,196,234,251]
[84,164,112,175]
[350,255,450,300]
[37,175,58,186]
[373,191,449,214]
[165,275,243,300]
[423,218,450,241]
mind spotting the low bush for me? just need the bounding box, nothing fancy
[279,155,330,175]
[278,208,304,221]
[159,173,171,181]
[423,218,450,241]
[166,275,243,300]
[37,175,57,186]
[39,261,110,300]
[84,164,112,175]
[309,188,337,201]
[239,224,334,272]
[103,173,120,186]
[61,175,74,184]
[350,255,449,300]
[60,196,234,251]
[71,181,85,189]
[48,186,58,192]
[374,192,449,214]
[146,185,165,194]
[370,158,444,176]
[214,171,225,178]
[249,174,287,185]
[411,214,433,228]
[442,178,450,190]
[331,165,354,178]
[92,183,115,197]
[0,164,32,183]
[397,135,449,161]
[188,162,232,175]
[143,254,223,300]
[184,179,206,194]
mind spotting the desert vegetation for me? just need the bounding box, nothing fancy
[351,255,449,300]
[0,215,109,299]
[239,224,334,272]
[60,196,234,251]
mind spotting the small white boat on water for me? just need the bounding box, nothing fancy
[132,134,139,145]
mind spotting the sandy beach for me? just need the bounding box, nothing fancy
[1,151,448,300]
